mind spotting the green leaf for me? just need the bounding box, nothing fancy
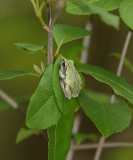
[83,89,122,103]
[111,53,133,73]
[74,133,100,144]
[0,71,32,80]
[48,111,74,160]
[53,24,91,52]
[63,43,84,63]
[26,64,61,129]
[79,92,131,137]
[53,56,80,114]
[0,95,30,112]
[119,0,133,29]
[16,123,37,144]
[83,89,110,103]
[15,43,44,52]
[76,63,133,104]
[92,0,123,11]
[66,1,120,29]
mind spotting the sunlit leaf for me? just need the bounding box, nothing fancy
[26,64,61,129]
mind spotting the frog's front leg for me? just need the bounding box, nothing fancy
[59,69,65,79]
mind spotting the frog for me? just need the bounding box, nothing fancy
[59,58,82,99]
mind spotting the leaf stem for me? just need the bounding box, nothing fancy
[30,0,49,32]
[93,29,132,160]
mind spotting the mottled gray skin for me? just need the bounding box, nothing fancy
[59,58,82,99]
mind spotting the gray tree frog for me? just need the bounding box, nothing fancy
[59,58,82,99]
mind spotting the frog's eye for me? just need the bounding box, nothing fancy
[61,59,65,67]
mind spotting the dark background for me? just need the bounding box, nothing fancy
[0,0,133,160]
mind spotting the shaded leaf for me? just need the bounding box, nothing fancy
[84,89,110,103]
[53,24,91,51]
[83,89,122,103]
[79,92,131,137]
[16,123,37,143]
[48,126,56,160]
[15,43,44,52]
[76,63,133,104]
[74,133,100,144]
[53,56,80,114]
[0,71,32,80]
[48,111,74,160]
[26,64,61,129]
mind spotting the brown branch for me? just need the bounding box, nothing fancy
[71,142,133,151]
[0,89,26,116]
[47,0,65,66]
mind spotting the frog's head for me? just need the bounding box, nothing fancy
[62,58,74,68]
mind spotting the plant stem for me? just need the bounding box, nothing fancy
[47,1,65,66]
[71,142,133,151]
[93,29,132,160]
[47,2,53,66]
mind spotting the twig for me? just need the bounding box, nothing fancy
[71,142,133,151]
[47,0,65,66]
[47,2,53,66]
[0,89,26,116]
[93,30,132,160]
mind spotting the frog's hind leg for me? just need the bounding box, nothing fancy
[64,84,72,100]
[60,80,72,100]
